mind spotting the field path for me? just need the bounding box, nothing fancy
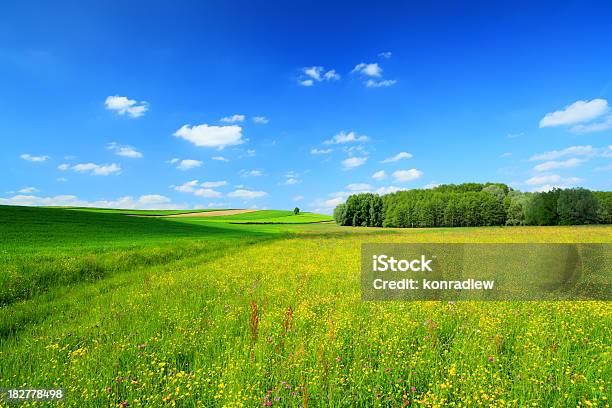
[163,209,257,218]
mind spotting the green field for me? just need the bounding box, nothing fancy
[0,205,610,407]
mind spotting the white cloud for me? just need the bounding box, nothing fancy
[324,70,340,81]
[303,66,323,81]
[376,186,401,194]
[381,152,412,163]
[570,115,612,133]
[72,162,121,176]
[57,163,70,171]
[293,195,304,201]
[311,148,333,154]
[18,187,38,193]
[533,158,584,172]
[21,153,49,162]
[173,124,244,149]
[227,189,267,200]
[310,196,345,214]
[342,156,367,169]
[283,178,299,185]
[423,183,441,189]
[173,180,200,193]
[525,174,561,186]
[176,159,202,171]
[201,181,227,188]
[57,177,67,182]
[378,51,392,59]
[240,169,262,177]
[245,149,256,157]
[0,194,185,210]
[220,114,245,123]
[539,98,608,128]
[500,152,512,158]
[531,177,581,192]
[168,158,180,164]
[366,79,397,88]
[300,66,340,85]
[529,145,596,161]
[194,188,222,198]
[107,142,143,158]
[352,63,382,77]
[372,170,386,180]
[323,131,370,145]
[212,156,229,162]
[139,194,171,204]
[393,169,423,182]
[105,95,148,118]
[253,116,269,124]
[346,183,372,191]
[507,132,524,139]
[172,180,224,198]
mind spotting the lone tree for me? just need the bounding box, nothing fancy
[293,207,300,215]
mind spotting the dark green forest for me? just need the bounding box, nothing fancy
[333,183,612,228]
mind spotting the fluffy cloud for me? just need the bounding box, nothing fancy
[393,169,423,182]
[311,148,333,155]
[342,156,367,169]
[252,116,269,124]
[324,131,369,145]
[173,124,244,149]
[525,174,562,185]
[227,189,267,200]
[18,187,38,193]
[172,180,224,198]
[72,162,121,176]
[381,152,412,163]
[533,158,584,172]
[0,194,184,210]
[201,181,227,188]
[352,63,382,77]
[570,115,612,133]
[105,95,148,118]
[529,145,596,161]
[21,153,49,162]
[527,175,581,192]
[539,98,608,128]
[194,188,222,198]
[299,66,340,86]
[176,159,202,171]
[107,142,143,158]
[57,163,70,171]
[212,156,229,162]
[346,183,372,191]
[366,79,397,88]
[220,114,245,123]
[372,170,386,180]
[239,169,262,177]
[378,51,392,59]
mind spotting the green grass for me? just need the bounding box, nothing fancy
[58,207,225,216]
[176,210,333,224]
[0,205,610,407]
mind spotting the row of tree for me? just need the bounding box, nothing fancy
[333,183,612,228]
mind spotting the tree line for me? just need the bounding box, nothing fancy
[333,183,612,228]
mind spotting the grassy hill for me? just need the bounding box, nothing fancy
[0,204,610,406]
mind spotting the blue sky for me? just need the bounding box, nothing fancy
[1,1,611,213]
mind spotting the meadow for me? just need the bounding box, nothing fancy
[0,205,610,407]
